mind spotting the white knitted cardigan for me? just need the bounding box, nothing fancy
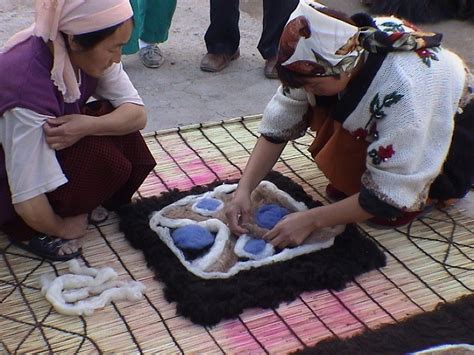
[259,48,468,211]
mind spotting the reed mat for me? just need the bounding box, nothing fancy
[0,116,473,353]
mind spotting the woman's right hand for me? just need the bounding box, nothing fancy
[225,190,252,236]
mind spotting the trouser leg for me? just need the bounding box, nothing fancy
[258,0,298,59]
[140,0,177,44]
[204,0,240,54]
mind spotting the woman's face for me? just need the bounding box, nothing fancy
[68,19,133,78]
[302,72,351,96]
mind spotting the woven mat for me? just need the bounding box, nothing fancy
[0,116,473,353]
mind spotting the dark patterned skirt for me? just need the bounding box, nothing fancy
[429,100,474,200]
[0,101,156,241]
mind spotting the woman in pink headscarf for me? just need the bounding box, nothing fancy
[0,0,156,261]
[226,0,473,248]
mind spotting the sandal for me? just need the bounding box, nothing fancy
[9,234,81,262]
[88,206,109,225]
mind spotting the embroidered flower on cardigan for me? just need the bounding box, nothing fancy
[353,123,379,141]
[416,47,440,67]
[353,128,368,140]
[380,22,405,33]
[369,145,395,165]
[370,92,404,121]
[352,92,403,141]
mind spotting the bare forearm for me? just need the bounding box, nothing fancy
[309,193,374,229]
[237,136,286,194]
[14,195,65,237]
[88,103,146,136]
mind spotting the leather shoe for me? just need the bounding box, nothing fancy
[264,57,278,79]
[200,49,240,72]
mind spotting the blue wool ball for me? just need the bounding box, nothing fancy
[171,225,215,250]
[243,238,267,255]
[255,203,289,229]
[195,198,221,211]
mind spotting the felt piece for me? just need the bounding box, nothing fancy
[171,225,215,250]
[255,203,290,229]
[234,234,275,261]
[243,238,267,255]
[118,171,386,326]
[195,198,222,212]
[296,293,474,354]
[192,196,225,216]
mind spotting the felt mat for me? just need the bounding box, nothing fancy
[0,116,473,353]
[297,292,474,354]
[118,171,386,326]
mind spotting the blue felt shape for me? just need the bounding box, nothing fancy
[243,238,267,255]
[255,203,289,229]
[171,225,215,250]
[195,198,221,211]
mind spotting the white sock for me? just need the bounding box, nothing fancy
[139,39,155,49]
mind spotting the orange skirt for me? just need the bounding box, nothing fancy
[307,105,368,197]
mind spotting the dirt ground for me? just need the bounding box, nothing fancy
[1,1,473,131]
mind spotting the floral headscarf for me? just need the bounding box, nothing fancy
[278,0,443,77]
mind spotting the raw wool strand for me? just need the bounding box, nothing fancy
[40,259,146,316]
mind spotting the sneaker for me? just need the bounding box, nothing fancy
[139,44,165,68]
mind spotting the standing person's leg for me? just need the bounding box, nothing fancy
[138,0,177,68]
[122,0,141,55]
[259,0,298,78]
[200,0,241,72]
[123,0,177,68]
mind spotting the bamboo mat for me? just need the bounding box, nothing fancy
[0,116,473,353]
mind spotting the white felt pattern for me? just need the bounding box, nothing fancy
[149,181,339,279]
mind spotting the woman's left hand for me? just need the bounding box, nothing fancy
[263,210,316,248]
[43,114,91,150]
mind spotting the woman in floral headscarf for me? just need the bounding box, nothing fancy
[226,0,473,248]
[0,0,156,260]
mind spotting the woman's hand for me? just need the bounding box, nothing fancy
[43,114,91,150]
[264,194,375,248]
[263,210,317,248]
[225,190,252,235]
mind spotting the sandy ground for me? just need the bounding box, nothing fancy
[1,1,473,132]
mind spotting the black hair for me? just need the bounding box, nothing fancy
[276,64,341,89]
[70,20,128,50]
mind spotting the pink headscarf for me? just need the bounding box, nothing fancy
[2,0,133,103]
